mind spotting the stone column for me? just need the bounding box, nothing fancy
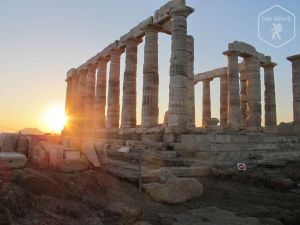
[63,69,75,136]
[85,64,97,134]
[202,78,212,128]
[220,74,228,127]
[186,35,195,127]
[121,37,141,128]
[106,48,123,128]
[78,68,88,131]
[141,24,160,128]
[224,50,241,129]
[244,56,261,128]
[168,6,194,129]
[240,68,248,128]
[95,57,108,129]
[263,62,277,130]
[287,54,300,133]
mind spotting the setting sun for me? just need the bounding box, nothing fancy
[42,104,67,133]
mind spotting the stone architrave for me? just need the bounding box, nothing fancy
[121,37,141,128]
[106,48,123,128]
[244,56,261,128]
[263,62,277,130]
[186,35,195,128]
[168,6,194,129]
[287,54,300,133]
[85,64,97,134]
[219,74,228,127]
[240,69,248,128]
[141,24,160,128]
[224,50,241,129]
[78,68,88,131]
[202,78,212,127]
[95,57,109,129]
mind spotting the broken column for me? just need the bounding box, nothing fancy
[287,54,300,133]
[85,63,97,134]
[168,6,194,129]
[202,78,212,128]
[106,48,123,128]
[224,50,241,129]
[244,56,261,129]
[219,74,228,127]
[141,24,160,128]
[95,57,109,129]
[186,35,195,128]
[121,37,141,128]
[263,60,277,131]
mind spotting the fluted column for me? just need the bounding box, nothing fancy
[85,64,97,134]
[78,68,88,131]
[224,50,241,129]
[224,51,241,129]
[220,74,228,127]
[141,24,160,128]
[287,54,300,133]
[263,62,277,130]
[168,6,194,128]
[70,71,80,134]
[240,68,248,128]
[95,57,109,129]
[244,56,261,128]
[106,48,123,128]
[63,69,75,135]
[121,37,141,128]
[186,35,195,127]
[202,78,212,127]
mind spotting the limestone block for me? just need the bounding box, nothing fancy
[143,177,203,204]
[64,150,80,160]
[57,158,90,172]
[203,118,219,129]
[0,133,17,152]
[0,152,27,169]
[153,0,186,24]
[81,141,101,167]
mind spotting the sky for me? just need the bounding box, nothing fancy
[0,0,299,133]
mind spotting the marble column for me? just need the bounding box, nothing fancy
[263,62,277,130]
[63,69,75,135]
[168,6,194,128]
[78,68,88,130]
[141,24,160,128]
[287,54,300,133]
[240,68,248,128]
[95,57,108,129]
[220,74,228,127]
[85,64,97,133]
[121,37,141,128]
[244,56,261,128]
[224,50,241,129]
[202,78,212,127]
[186,35,195,128]
[106,48,123,128]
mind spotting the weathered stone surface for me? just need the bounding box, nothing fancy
[0,203,14,225]
[133,222,152,225]
[203,118,219,129]
[64,150,80,159]
[57,158,90,172]
[143,177,203,204]
[0,152,27,169]
[220,75,228,127]
[105,202,142,224]
[32,142,63,168]
[82,141,101,167]
[0,133,17,152]
[173,207,261,225]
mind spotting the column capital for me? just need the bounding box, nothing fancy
[110,48,124,57]
[262,62,277,68]
[203,78,213,83]
[142,23,162,33]
[97,56,109,65]
[169,6,194,18]
[223,50,240,57]
[124,36,143,47]
[287,54,300,62]
[66,68,77,81]
[87,63,97,72]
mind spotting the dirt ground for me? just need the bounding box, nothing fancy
[0,163,300,225]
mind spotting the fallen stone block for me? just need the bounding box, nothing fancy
[57,158,90,172]
[143,177,203,204]
[0,152,27,169]
[64,150,81,160]
[82,141,101,167]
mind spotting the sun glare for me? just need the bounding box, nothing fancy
[42,104,67,133]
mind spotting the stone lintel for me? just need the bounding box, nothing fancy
[287,54,300,62]
[169,6,194,18]
[66,68,77,80]
[124,36,143,46]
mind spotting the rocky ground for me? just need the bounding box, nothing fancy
[0,158,300,225]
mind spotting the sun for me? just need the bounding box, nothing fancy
[42,104,67,133]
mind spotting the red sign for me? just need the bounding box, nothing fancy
[237,163,247,171]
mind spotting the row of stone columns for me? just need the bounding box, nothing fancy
[64,5,195,135]
[198,53,277,130]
